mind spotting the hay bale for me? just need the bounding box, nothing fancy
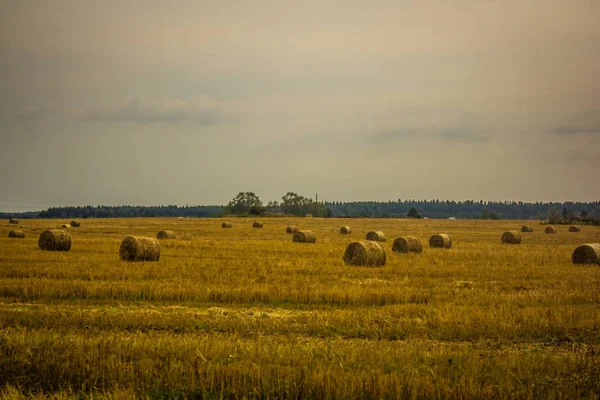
[340,226,352,234]
[120,236,160,262]
[429,234,452,249]
[38,230,72,251]
[366,231,386,242]
[157,230,176,240]
[545,226,557,234]
[8,230,25,239]
[253,221,263,228]
[286,226,298,234]
[343,241,386,267]
[572,243,600,265]
[305,214,313,218]
[61,224,69,229]
[9,218,18,224]
[521,226,533,233]
[501,231,521,244]
[70,221,80,227]
[221,222,233,228]
[569,225,581,232]
[292,230,316,243]
[392,236,423,253]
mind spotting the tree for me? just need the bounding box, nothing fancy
[547,206,561,222]
[407,207,421,218]
[281,192,312,216]
[226,192,263,214]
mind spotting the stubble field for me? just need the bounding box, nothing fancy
[1,217,599,399]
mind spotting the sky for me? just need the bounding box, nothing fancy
[1,0,599,212]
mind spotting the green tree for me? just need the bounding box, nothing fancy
[281,192,312,216]
[547,206,561,222]
[407,207,421,218]
[226,192,263,214]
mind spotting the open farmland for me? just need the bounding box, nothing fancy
[1,218,599,399]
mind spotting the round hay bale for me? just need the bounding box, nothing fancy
[292,230,316,243]
[501,231,521,244]
[572,243,600,265]
[569,225,581,232]
[305,214,313,218]
[429,234,452,249]
[253,221,263,228]
[221,222,233,228]
[120,236,160,262]
[545,226,557,234]
[521,226,533,233]
[343,241,386,267]
[340,226,352,234]
[61,224,69,229]
[70,221,80,227]
[8,230,25,239]
[392,236,423,253]
[9,218,18,224]
[286,226,298,234]
[366,231,386,242]
[157,230,176,240]
[38,230,72,252]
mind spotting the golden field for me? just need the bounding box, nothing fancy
[1,217,599,399]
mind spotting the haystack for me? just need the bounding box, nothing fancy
[501,231,521,244]
[221,222,233,228]
[521,226,533,233]
[61,224,69,229]
[9,218,18,224]
[340,226,352,234]
[8,230,25,239]
[392,236,423,253]
[545,226,557,234]
[286,226,298,234]
[292,230,316,243]
[569,226,581,232]
[120,236,160,262]
[70,221,80,227]
[157,230,176,240]
[366,231,386,242]
[429,234,452,249]
[38,230,72,251]
[253,221,263,228]
[572,243,600,265]
[343,241,386,267]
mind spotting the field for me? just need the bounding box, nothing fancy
[1,217,599,399]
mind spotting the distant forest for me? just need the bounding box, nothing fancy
[2,199,599,222]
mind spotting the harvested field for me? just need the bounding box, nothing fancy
[1,217,599,399]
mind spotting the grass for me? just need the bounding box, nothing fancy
[1,217,599,399]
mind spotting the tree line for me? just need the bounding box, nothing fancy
[2,194,599,223]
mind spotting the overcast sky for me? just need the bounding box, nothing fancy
[1,1,599,211]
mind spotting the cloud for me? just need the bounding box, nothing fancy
[552,110,600,135]
[368,118,489,144]
[432,127,489,143]
[370,129,419,142]
[80,95,232,124]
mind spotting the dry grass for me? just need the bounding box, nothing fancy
[392,236,423,253]
[119,236,160,262]
[157,230,176,239]
[429,233,452,248]
[38,229,71,251]
[366,230,386,242]
[8,231,24,239]
[572,243,600,265]
[1,218,600,398]
[501,231,522,245]
[292,230,316,243]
